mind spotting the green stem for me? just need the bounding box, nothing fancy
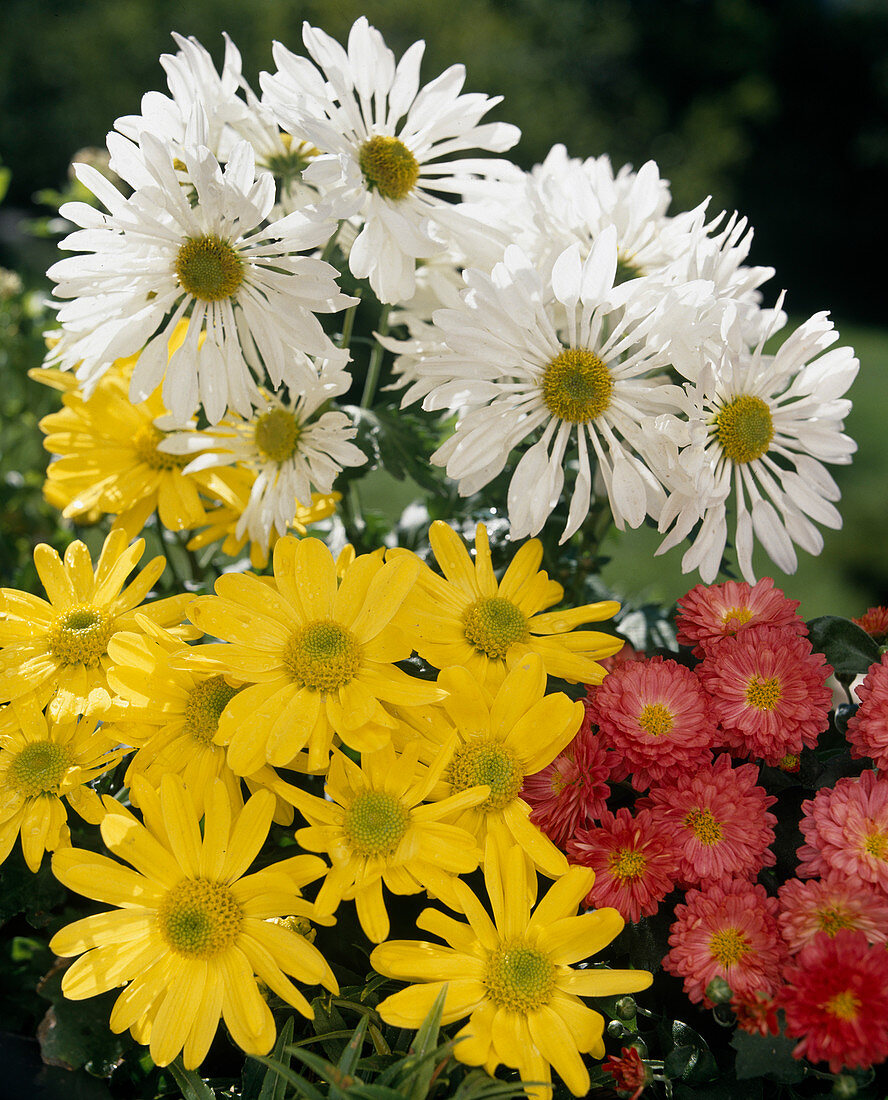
[338,296,360,350]
[360,303,391,409]
[320,220,344,264]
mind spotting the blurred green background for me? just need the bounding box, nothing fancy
[1,0,887,619]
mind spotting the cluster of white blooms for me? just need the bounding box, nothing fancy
[43,17,858,577]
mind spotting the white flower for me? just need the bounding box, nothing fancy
[47,134,356,423]
[656,308,858,583]
[260,16,520,304]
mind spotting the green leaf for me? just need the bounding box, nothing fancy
[167,1058,217,1100]
[731,1026,806,1083]
[257,1015,295,1100]
[402,986,446,1100]
[250,1055,327,1100]
[806,615,881,676]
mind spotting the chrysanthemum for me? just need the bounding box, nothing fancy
[852,606,888,645]
[602,1046,652,1100]
[398,520,622,689]
[586,656,717,790]
[371,842,652,1099]
[796,769,888,892]
[730,991,779,1037]
[696,625,832,765]
[0,695,125,872]
[188,536,444,775]
[49,775,337,1068]
[0,530,196,721]
[663,878,786,1007]
[846,654,888,771]
[780,930,888,1074]
[566,807,678,923]
[777,874,888,954]
[640,754,777,888]
[675,577,805,657]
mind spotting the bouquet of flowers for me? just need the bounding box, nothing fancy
[1,16,885,1100]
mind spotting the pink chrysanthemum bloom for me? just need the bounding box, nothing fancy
[796,769,888,892]
[731,991,779,1037]
[777,874,888,954]
[586,657,717,791]
[780,929,888,1074]
[663,878,786,1007]
[852,606,888,645]
[640,754,776,888]
[602,1046,651,1100]
[566,807,678,923]
[847,654,888,771]
[676,578,805,657]
[696,625,832,765]
[521,727,612,848]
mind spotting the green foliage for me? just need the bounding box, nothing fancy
[806,616,882,678]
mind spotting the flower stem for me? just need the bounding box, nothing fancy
[361,304,391,409]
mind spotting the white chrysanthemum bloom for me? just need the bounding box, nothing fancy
[416,228,685,542]
[47,133,356,424]
[656,307,858,583]
[159,357,366,548]
[260,16,520,304]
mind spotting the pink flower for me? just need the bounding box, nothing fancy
[731,991,779,1037]
[602,1047,651,1099]
[696,625,832,765]
[778,874,888,953]
[847,654,888,771]
[676,578,805,657]
[852,605,888,645]
[521,725,612,847]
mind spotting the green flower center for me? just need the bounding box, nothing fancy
[541,347,613,423]
[485,939,555,1011]
[714,395,774,464]
[283,620,362,693]
[615,253,644,284]
[343,790,409,857]
[359,135,420,200]
[449,738,523,811]
[183,676,241,745]
[744,674,782,712]
[462,597,528,660]
[684,807,724,846]
[608,848,647,883]
[7,741,73,797]
[158,878,243,959]
[261,134,319,187]
[637,702,674,737]
[133,424,189,472]
[49,606,114,667]
[254,408,301,464]
[708,927,750,968]
[175,234,244,301]
[822,990,861,1022]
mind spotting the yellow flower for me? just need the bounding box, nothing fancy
[397,521,622,688]
[49,774,337,1069]
[0,694,125,871]
[371,843,653,1099]
[285,739,487,943]
[0,530,196,721]
[188,536,445,775]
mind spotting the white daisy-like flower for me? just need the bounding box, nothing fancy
[47,133,356,423]
[160,358,366,549]
[656,308,858,583]
[415,228,686,541]
[260,16,521,304]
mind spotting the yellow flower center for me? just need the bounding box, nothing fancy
[708,927,750,968]
[817,906,856,936]
[684,807,724,846]
[485,939,555,1011]
[183,676,241,745]
[7,741,73,797]
[284,620,362,693]
[609,848,647,883]
[721,605,753,629]
[779,753,800,772]
[822,989,861,1022]
[175,234,244,301]
[358,135,420,200]
[254,408,301,464]
[158,878,243,959]
[132,424,189,472]
[449,738,524,811]
[343,790,409,858]
[637,702,674,737]
[863,830,888,862]
[714,395,774,464]
[549,771,568,795]
[462,597,528,660]
[541,347,613,423]
[744,674,782,711]
[49,605,114,667]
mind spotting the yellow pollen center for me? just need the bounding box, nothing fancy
[158,878,243,959]
[822,989,862,1022]
[638,702,674,737]
[183,676,241,745]
[254,408,301,464]
[49,605,114,667]
[449,738,523,811]
[175,234,244,301]
[462,597,528,660]
[709,927,750,968]
[609,848,647,883]
[283,620,362,693]
[485,939,555,1011]
[863,830,888,861]
[685,807,724,846]
[745,675,782,711]
[541,347,613,423]
[817,906,856,936]
[358,135,420,200]
[7,741,74,797]
[343,790,409,857]
[549,771,568,796]
[132,424,189,472]
[721,605,753,630]
[714,395,774,464]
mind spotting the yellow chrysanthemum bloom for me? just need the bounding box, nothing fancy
[394,656,582,878]
[188,536,445,775]
[396,522,622,688]
[285,739,488,943]
[49,774,337,1069]
[0,694,125,871]
[371,843,653,1099]
[0,530,197,721]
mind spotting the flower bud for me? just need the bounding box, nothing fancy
[832,1076,858,1099]
[705,976,733,1004]
[615,996,637,1021]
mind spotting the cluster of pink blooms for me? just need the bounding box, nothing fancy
[521,581,888,1077]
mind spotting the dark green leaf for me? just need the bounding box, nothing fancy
[166,1059,217,1100]
[731,1026,806,1083]
[257,1015,295,1100]
[806,615,881,676]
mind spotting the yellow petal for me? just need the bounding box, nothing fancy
[220,790,276,882]
[218,948,276,1055]
[159,775,202,878]
[527,1005,589,1097]
[50,908,156,955]
[527,866,596,935]
[558,965,653,998]
[149,959,208,1067]
[51,848,167,908]
[377,979,486,1028]
[182,965,224,1069]
[502,801,568,878]
[429,522,478,597]
[290,538,337,620]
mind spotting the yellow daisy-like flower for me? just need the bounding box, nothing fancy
[0,530,196,721]
[49,774,337,1069]
[285,738,488,943]
[188,536,445,775]
[398,521,622,688]
[0,694,125,871]
[371,843,653,1099]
